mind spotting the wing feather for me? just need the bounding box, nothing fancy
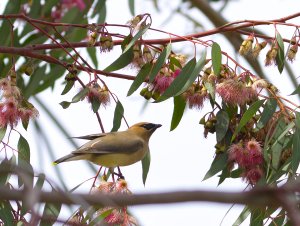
[71,132,144,155]
[72,133,108,140]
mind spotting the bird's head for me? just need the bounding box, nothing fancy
[128,122,162,141]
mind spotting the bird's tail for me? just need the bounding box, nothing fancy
[53,154,76,165]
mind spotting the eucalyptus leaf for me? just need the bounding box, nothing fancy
[0,126,7,142]
[111,101,124,132]
[148,44,172,82]
[292,112,300,173]
[104,47,134,72]
[170,96,186,131]
[127,63,151,96]
[18,135,30,163]
[256,98,277,130]
[61,80,75,95]
[275,32,285,73]
[211,42,222,76]
[142,151,151,185]
[157,58,196,101]
[231,99,265,141]
[123,24,150,53]
[128,0,135,16]
[216,110,229,142]
[203,153,227,181]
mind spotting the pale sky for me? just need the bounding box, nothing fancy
[2,0,300,225]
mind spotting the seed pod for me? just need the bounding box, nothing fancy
[239,35,254,55]
[252,41,267,58]
[287,44,298,62]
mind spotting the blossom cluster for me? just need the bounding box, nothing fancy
[228,139,264,184]
[92,180,138,225]
[51,0,86,21]
[239,34,299,64]
[85,83,110,107]
[0,77,38,128]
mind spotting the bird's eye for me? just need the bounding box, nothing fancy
[141,123,156,130]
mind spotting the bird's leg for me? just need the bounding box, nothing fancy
[109,167,115,182]
[117,166,125,179]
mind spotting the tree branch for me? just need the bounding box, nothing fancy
[0,185,289,208]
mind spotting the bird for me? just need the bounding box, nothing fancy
[53,122,161,168]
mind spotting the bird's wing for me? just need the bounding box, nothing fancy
[72,133,107,140]
[71,133,144,155]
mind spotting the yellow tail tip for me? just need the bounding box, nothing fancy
[52,162,58,166]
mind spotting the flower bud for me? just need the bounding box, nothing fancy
[143,45,152,63]
[88,31,97,46]
[239,35,253,55]
[251,41,267,58]
[287,44,298,62]
[265,46,278,66]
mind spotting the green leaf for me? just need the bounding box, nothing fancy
[104,47,134,72]
[127,63,151,96]
[177,49,207,95]
[169,56,183,70]
[40,198,62,226]
[0,200,14,225]
[216,110,229,142]
[17,158,34,188]
[121,34,133,51]
[270,121,294,170]
[59,101,71,109]
[59,87,89,109]
[148,44,172,82]
[18,135,30,163]
[61,80,75,95]
[204,82,215,103]
[289,85,300,96]
[250,209,264,226]
[128,0,135,16]
[123,24,150,53]
[34,173,45,190]
[256,98,277,130]
[170,96,186,131]
[111,101,124,132]
[92,0,106,18]
[72,87,89,102]
[211,42,222,76]
[0,157,16,185]
[23,64,47,98]
[292,112,300,173]
[91,98,101,113]
[233,206,251,226]
[43,0,59,16]
[98,1,107,24]
[203,153,227,181]
[157,58,196,101]
[269,209,286,226]
[142,151,151,185]
[0,126,7,142]
[276,32,285,73]
[87,47,98,68]
[231,99,265,141]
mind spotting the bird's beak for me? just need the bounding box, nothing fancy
[154,124,162,129]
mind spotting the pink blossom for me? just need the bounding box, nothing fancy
[228,139,263,168]
[243,167,263,185]
[186,91,207,109]
[216,79,258,105]
[0,99,19,127]
[62,0,86,11]
[153,69,181,94]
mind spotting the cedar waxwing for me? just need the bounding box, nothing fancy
[53,122,161,167]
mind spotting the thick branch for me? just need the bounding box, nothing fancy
[0,186,285,208]
[0,46,135,80]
